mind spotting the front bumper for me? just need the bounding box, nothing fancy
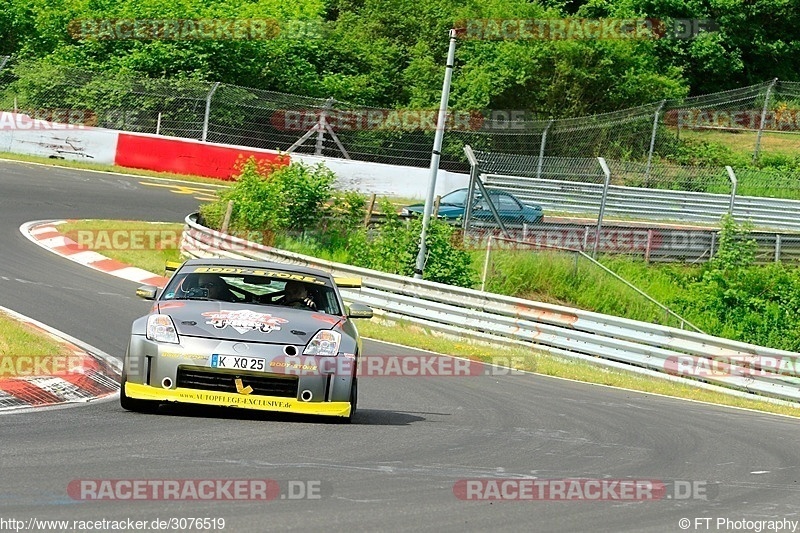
[125,382,352,417]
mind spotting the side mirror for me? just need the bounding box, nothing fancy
[136,285,159,300]
[346,303,373,319]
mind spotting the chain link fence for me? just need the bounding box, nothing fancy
[0,58,797,172]
[460,145,800,265]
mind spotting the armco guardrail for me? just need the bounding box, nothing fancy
[486,174,800,232]
[181,213,800,404]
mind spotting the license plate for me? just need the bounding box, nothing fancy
[210,354,266,371]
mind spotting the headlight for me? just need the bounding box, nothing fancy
[303,330,341,356]
[146,315,180,344]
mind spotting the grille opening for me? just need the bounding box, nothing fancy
[176,366,298,398]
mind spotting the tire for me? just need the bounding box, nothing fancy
[119,373,159,413]
[342,377,358,424]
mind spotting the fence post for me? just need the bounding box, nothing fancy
[156,112,162,135]
[537,120,553,180]
[594,157,611,259]
[201,82,221,142]
[645,100,666,185]
[480,236,493,292]
[775,234,782,263]
[315,98,334,156]
[753,78,778,164]
[725,166,737,215]
[462,145,480,232]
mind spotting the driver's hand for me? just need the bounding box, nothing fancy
[303,297,316,309]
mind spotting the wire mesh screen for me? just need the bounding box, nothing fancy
[0,60,797,171]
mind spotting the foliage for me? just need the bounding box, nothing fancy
[348,200,475,287]
[199,157,334,240]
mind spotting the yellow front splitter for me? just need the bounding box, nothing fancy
[125,382,351,417]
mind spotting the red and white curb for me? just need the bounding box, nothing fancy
[22,220,170,287]
[0,305,121,411]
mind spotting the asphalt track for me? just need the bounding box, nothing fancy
[1,159,800,533]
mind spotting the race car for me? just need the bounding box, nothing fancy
[120,258,373,422]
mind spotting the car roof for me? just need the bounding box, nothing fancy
[180,258,333,280]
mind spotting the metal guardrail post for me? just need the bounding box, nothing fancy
[536,120,553,180]
[645,101,666,185]
[463,145,479,232]
[725,166,738,215]
[480,236,493,291]
[315,98,334,156]
[753,78,778,164]
[594,158,611,258]
[201,82,221,142]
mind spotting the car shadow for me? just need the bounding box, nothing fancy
[139,403,427,426]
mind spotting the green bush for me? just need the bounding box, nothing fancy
[199,157,336,241]
[349,201,475,287]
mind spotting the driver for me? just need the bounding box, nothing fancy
[280,281,316,309]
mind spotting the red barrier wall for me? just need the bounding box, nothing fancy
[114,133,288,180]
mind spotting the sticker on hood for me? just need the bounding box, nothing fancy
[201,310,288,334]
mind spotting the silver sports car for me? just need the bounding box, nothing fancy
[121,258,373,422]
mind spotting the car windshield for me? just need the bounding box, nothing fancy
[161,267,341,315]
[439,189,469,206]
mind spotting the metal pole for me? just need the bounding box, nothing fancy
[537,120,553,180]
[480,236,493,292]
[462,146,479,232]
[315,98,334,156]
[775,234,782,263]
[725,166,737,214]
[593,157,611,259]
[753,78,778,164]
[201,82,221,142]
[156,112,162,135]
[645,100,666,185]
[414,29,458,279]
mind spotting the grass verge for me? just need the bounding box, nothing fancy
[57,220,184,276]
[54,219,800,417]
[0,311,74,378]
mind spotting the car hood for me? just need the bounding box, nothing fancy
[156,300,344,344]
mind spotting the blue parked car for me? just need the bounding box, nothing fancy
[401,188,543,225]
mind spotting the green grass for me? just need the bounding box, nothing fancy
[0,312,74,378]
[57,220,185,276]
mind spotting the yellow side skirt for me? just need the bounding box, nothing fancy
[125,382,351,417]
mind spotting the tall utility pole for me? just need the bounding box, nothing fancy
[413,29,458,279]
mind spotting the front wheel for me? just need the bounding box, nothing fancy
[119,373,159,413]
[342,377,358,424]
